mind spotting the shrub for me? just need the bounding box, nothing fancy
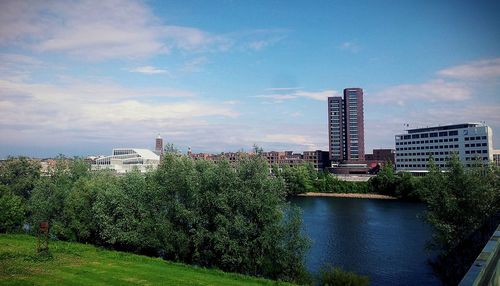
[319,266,369,286]
[0,184,25,233]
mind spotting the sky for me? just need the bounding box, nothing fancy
[1,0,500,158]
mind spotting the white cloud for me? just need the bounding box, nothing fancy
[254,89,339,102]
[128,66,169,75]
[437,58,500,79]
[0,78,238,141]
[294,90,340,101]
[261,134,319,150]
[369,79,471,105]
[0,1,287,61]
[254,94,298,100]
[180,57,209,73]
[265,87,302,91]
[339,41,361,53]
[0,0,225,60]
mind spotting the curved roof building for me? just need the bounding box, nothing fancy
[92,148,160,174]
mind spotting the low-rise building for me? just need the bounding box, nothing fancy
[365,149,395,165]
[92,148,160,174]
[303,150,330,170]
[395,123,494,173]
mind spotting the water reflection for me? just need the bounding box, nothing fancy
[290,197,441,286]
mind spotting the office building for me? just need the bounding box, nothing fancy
[328,88,365,163]
[395,123,494,173]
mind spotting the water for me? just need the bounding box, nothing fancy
[290,196,441,286]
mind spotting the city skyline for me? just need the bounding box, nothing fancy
[1,0,500,158]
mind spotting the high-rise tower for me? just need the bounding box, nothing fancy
[155,134,163,155]
[328,88,365,162]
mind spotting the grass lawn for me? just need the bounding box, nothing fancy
[0,234,292,286]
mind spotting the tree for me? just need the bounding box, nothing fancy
[0,184,25,233]
[0,156,41,199]
[422,155,500,250]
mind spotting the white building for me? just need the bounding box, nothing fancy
[494,150,500,167]
[92,148,160,174]
[395,123,493,173]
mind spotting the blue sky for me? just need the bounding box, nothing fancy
[1,0,499,158]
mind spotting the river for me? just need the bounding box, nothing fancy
[290,196,441,286]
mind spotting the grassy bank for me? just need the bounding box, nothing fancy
[0,234,293,286]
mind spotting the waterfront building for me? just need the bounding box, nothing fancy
[187,149,330,171]
[92,148,160,173]
[328,88,365,163]
[395,123,494,173]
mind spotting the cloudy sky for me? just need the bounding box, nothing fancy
[1,0,500,158]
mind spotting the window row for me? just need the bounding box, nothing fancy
[396,138,458,145]
[397,145,459,151]
[465,136,487,141]
[397,151,453,157]
[465,150,488,154]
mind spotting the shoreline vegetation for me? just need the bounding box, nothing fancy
[297,192,396,200]
[1,153,498,285]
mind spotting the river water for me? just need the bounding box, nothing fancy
[290,196,442,286]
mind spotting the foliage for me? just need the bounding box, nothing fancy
[0,184,25,233]
[0,156,41,199]
[274,165,368,196]
[367,161,420,200]
[0,234,294,286]
[421,156,500,251]
[319,266,369,286]
[7,154,311,284]
[320,173,369,194]
[278,163,317,196]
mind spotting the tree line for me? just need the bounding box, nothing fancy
[1,153,498,285]
[0,155,311,284]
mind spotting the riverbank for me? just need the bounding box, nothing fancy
[297,192,396,200]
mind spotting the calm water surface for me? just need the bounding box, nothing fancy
[290,196,441,286]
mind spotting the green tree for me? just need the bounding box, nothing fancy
[422,155,500,250]
[0,156,41,199]
[280,164,317,196]
[0,184,25,233]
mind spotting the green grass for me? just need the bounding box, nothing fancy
[0,234,293,286]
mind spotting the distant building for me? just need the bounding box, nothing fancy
[187,149,330,171]
[365,149,395,165]
[395,123,494,173]
[155,134,163,161]
[493,150,500,167]
[328,88,365,163]
[303,150,330,170]
[92,148,160,174]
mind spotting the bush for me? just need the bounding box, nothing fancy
[0,184,25,233]
[319,266,369,286]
